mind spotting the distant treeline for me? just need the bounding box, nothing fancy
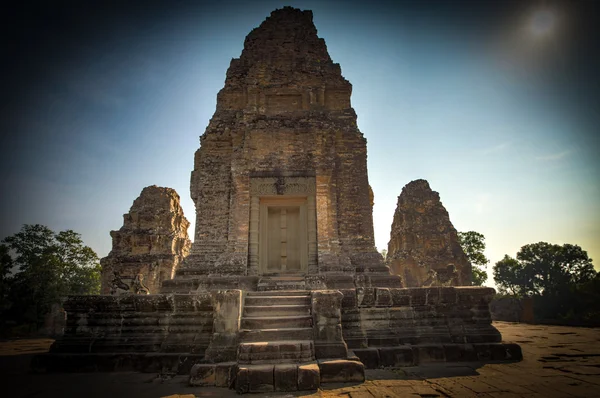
[491,242,599,327]
[0,225,100,337]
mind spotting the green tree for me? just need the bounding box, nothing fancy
[0,244,13,311]
[493,254,525,296]
[2,224,101,328]
[493,242,596,297]
[458,231,489,286]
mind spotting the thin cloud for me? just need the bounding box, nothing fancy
[536,150,571,161]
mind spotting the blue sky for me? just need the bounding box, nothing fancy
[2,0,599,286]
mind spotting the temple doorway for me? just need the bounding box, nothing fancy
[259,197,308,274]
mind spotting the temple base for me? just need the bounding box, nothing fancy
[37,286,520,393]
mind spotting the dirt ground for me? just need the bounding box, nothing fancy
[1,322,599,397]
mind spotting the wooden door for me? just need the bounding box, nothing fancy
[260,198,307,274]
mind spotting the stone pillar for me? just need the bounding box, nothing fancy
[311,290,348,359]
[205,290,242,362]
[249,195,260,275]
[307,195,317,274]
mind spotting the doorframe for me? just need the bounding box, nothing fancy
[248,176,318,276]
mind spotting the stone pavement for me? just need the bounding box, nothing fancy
[1,322,599,397]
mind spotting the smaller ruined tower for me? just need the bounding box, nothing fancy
[100,185,191,294]
[387,179,472,287]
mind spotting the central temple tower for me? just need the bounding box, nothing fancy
[168,7,399,291]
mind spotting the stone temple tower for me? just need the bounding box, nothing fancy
[164,6,400,292]
[44,8,519,392]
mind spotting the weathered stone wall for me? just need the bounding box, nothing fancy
[340,286,501,350]
[51,294,214,355]
[100,186,191,294]
[386,179,471,287]
[181,7,383,278]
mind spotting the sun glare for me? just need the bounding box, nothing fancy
[530,9,556,37]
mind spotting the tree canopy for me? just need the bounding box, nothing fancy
[493,242,598,325]
[458,231,489,286]
[493,242,596,297]
[1,224,101,329]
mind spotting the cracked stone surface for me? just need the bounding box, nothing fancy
[2,322,599,397]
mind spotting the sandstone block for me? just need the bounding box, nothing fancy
[318,359,365,383]
[353,348,380,369]
[189,364,215,386]
[274,364,298,391]
[312,290,343,318]
[314,341,348,359]
[248,364,274,392]
[235,366,249,394]
[378,346,413,367]
[375,288,392,306]
[297,363,320,390]
[215,362,236,388]
[314,324,344,342]
[415,344,446,364]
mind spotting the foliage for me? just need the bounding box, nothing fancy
[531,274,600,326]
[493,242,598,326]
[458,231,489,286]
[1,224,101,329]
[493,242,595,297]
[0,244,12,311]
[493,255,525,295]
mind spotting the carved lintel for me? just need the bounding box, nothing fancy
[250,177,316,196]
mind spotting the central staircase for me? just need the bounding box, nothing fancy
[238,291,314,364]
[233,290,324,392]
[190,288,365,393]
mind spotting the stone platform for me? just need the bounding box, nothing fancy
[4,322,598,397]
[34,286,521,393]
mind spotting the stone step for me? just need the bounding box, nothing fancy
[245,295,311,306]
[318,359,365,384]
[241,315,313,329]
[247,290,310,297]
[235,362,321,393]
[257,283,307,291]
[238,340,315,364]
[257,277,307,292]
[244,305,310,317]
[240,327,313,342]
